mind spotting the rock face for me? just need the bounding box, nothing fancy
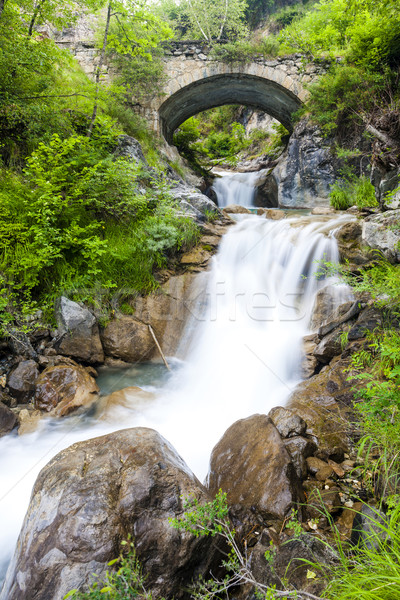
[101,316,155,363]
[271,119,336,208]
[34,364,99,417]
[362,209,400,263]
[207,414,301,521]
[7,360,39,402]
[55,296,104,364]
[113,134,148,165]
[170,183,220,221]
[1,428,217,600]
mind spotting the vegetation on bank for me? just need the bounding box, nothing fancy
[0,0,199,334]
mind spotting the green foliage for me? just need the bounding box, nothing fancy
[322,504,400,600]
[64,539,153,599]
[329,175,377,210]
[210,36,280,64]
[0,133,200,333]
[173,0,248,42]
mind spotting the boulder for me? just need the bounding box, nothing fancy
[309,285,353,332]
[0,428,217,600]
[0,401,17,436]
[288,355,355,461]
[7,360,39,402]
[264,208,286,220]
[113,134,147,166]
[362,209,400,263]
[18,408,42,435]
[207,414,301,522]
[34,364,99,417]
[313,329,342,363]
[283,436,317,479]
[100,316,155,362]
[55,297,104,364]
[254,169,279,208]
[170,184,220,220]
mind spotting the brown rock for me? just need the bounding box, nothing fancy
[1,428,218,600]
[315,465,334,481]
[313,329,342,363]
[101,316,155,363]
[223,204,251,214]
[18,408,42,435]
[336,502,362,541]
[264,209,285,220]
[308,487,341,517]
[34,365,99,417]
[309,285,349,332]
[207,414,301,521]
[306,456,329,475]
[97,386,155,422]
[55,297,104,364]
[311,207,335,215]
[7,360,39,402]
[0,401,17,436]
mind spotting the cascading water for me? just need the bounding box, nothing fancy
[212,170,260,207]
[0,176,354,587]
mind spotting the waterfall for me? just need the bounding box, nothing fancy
[0,181,354,585]
[212,170,260,207]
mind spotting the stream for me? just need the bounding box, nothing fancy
[0,172,353,584]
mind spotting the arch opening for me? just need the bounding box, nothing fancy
[159,73,302,143]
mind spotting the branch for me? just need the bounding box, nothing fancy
[28,0,46,37]
[218,0,229,40]
[365,123,399,150]
[187,0,210,42]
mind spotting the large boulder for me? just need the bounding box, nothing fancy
[7,360,39,402]
[288,355,355,461]
[207,414,301,522]
[100,316,155,362]
[55,297,104,364]
[0,428,217,600]
[170,184,220,220]
[362,209,400,263]
[113,134,147,166]
[34,364,99,417]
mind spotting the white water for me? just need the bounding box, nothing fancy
[212,170,260,207]
[0,180,354,585]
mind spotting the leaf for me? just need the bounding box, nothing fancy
[307,569,317,579]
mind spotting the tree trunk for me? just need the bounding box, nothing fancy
[366,123,399,150]
[28,0,46,36]
[87,1,112,138]
[0,0,6,20]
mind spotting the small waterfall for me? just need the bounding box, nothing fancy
[212,170,260,207]
[0,187,354,585]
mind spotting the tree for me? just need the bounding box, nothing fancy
[176,0,248,42]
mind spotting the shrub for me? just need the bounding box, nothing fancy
[330,176,378,210]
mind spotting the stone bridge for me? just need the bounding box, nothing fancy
[140,42,327,142]
[55,24,326,142]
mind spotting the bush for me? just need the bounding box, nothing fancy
[330,175,377,210]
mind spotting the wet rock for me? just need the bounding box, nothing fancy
[0,390,17,408]
[318,300,362,338]
[288,355,354,461]
[302,334,319,378]
[264,208,285,220]
[272,119,335,208]
[348,305,382,340]
[55,297,104,364]
[309,285,352,332]
[101,316,155,362]
[113,134,147,165]
[207,414,301,521]
[132,272,207,358]
[335,220,375,267]
[283,436,317,479]
[313,329,342,363]
[97,386,155,422]
[18,408,42,435]
[351,503,387,548]
[306,456,330,475]
[223,204,251,214]
[255,170,279,208]
[1,428,217,600]
[336,503,363,541]
[0,401,17,436]
[362,209,400,263]
[34,364,99,417]
[7,360,39,402]
[311,207,336,215]
[268,406,307,438]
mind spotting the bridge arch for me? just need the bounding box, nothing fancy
[159,72,303,143]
